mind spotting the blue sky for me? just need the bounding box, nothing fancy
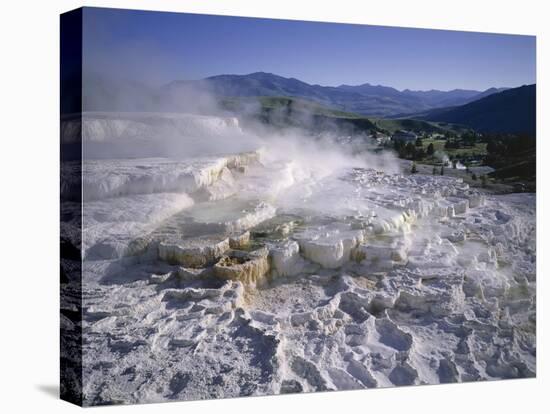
[82,7,536,91]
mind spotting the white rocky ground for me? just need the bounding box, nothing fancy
[65,113,536,405]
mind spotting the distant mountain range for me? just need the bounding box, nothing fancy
[81,72,534,134]
[411,84,536,134]
[163,72,508,117]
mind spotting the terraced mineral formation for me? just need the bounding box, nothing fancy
[71,114,535,405]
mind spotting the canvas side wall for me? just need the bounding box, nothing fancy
[60,7,83,406]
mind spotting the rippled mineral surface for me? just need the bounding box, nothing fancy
[62,114,536,405]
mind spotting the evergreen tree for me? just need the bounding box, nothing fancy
[405,142,416,159]
[427,143,434,156]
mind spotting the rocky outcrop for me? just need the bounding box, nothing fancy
[158,235,230,267]
[213,248,270,285]
[295,224,366,269]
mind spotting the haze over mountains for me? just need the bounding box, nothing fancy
[164,72,508,117]
[84,72,507,117]
[82,71,535,134]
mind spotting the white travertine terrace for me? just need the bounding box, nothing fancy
[66,114,535,405]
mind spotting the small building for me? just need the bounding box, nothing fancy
[372,131,391,145]
[392,130,417,142]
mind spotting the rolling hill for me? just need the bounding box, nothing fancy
[219,96,380,133]
[219,96,459,136]
[413,84,536,134]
